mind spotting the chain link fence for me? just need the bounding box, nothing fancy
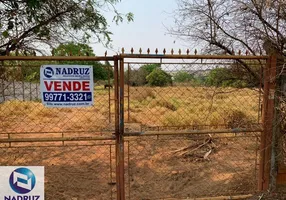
[0,54,272,199]
[0,143,116,200]
[0,60,115,134]
[126,133,260,199]
[0,57,117,199]
[123,57,266,199]
[124,59,263,132]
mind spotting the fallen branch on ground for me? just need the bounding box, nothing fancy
[172,135,213,157]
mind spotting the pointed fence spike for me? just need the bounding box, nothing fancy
[178,49,181,55]
[105,51,107,57]
[155,48,158,54]
[147,48,150,54]
[121,48,125,54]
[194,49,197,55]
[171,48,174,55]
[238,50,241,55]
[246,50,249,55]
[163,48,166,55]
[131,48,134,54]
[139,48,142,54]
[187,49,190,55]
[231,49,235,55]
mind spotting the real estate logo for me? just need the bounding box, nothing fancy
[0,166,44,200]
[9,168,36,194]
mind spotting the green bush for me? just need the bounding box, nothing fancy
[146,68,172,86]
[127,68,148,86]
[126,64,160,86]
[174,71,194,83]
[206,67,249,88]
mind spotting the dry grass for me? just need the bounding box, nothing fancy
[128,86,260,129]
[0,86,261,133]
[131,87,155,102]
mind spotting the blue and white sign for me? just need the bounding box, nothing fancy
[40,65,94,107]
[0,166,44,199]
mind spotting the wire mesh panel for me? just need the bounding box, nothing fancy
[0,142,116,200]
[125,58,264,132]
[0,57,117,199]
[0,59,115,135]
[123,55,266,199]
[126,133,260,199]
[0,54,270,199]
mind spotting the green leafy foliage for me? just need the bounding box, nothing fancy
[2,31,9,38]
[141,64,160,75]
[173,71,194,83]
[53,42,95,56]
[2,60,50,83]
[146,68,172,87]
[53,43,113,81]
[127,64,160,86]
[205,68,248,88]
[2,43,113,82]
[0,0,133,54]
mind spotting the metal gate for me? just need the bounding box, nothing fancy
[0,50,277,199]
[0,56,118,200]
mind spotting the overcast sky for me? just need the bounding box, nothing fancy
[91,0,186,55]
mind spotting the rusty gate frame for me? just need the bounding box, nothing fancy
[0,52,277,199]
[116,52,276,200]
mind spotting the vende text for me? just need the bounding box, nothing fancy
[44,81,90,91]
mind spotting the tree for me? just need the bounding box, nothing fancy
[173,71,194,83]
[146,68,172,87]
[53,42,113,81]
[127,64,160,86]
[0,0,133,55]
[172,0,286,55]
[205,63,260,88]
[52,42,95,56]
[170,0,286,83]
[140,64,160,75]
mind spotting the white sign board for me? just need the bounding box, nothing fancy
[0,166,44,199]
[40,65,94,107]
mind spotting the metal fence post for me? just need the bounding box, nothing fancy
[1,61,5,101]
[259,55,277,190]
[114,56,125,200]
[127,63,130,122]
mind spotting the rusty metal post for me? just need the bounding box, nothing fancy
[21,65,25,101]
[259,55,277,190]
[119,57,126,200]
[108,64,111,123]
[127,63,130,122]
[114,56,120,198]
[114,56,125,200]
[1,61,5,102]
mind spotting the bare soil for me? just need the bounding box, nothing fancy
[0,132,260,200]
